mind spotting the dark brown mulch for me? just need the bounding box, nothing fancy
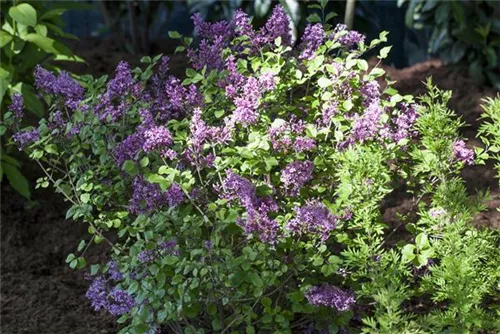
[0,187,118,334]
[1,45,499,333]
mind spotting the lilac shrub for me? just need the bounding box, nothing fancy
[12,4,500,334]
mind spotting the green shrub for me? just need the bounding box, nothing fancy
[11,5,500,333]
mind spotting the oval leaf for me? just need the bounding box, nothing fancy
[9,4,37,27]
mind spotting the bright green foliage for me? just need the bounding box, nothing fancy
[402,0,500,89]
[0,0,83,199]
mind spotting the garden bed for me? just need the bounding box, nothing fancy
[1,41,499,333]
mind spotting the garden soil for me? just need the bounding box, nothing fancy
[1,40,499,333]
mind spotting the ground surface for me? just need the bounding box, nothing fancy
[1,40,499,333]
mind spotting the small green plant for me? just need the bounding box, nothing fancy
[11,5,500,333]
[402,0,500,89]
[1,0,82,198]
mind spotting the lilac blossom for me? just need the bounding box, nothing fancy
[138,249,156,264]
[259,72,277,91]
[294,136,316,152]
[107,261,124,281]
[231,9,256,40]
[223,171,280,243]
[299,24,325,60]
[34,65,84,110]
[12,129,40,150]
[333,24,365,49]
[287,202,337,240]
[143,126,173,152]
[319,103,337,127]
[233,77,261,125]
[360,81,380,106]
[221,55,246,98]
[350,103,383,143]
[108,288,135,315]
[452,140,474,165]
[192,13,233,40]
[86,276,135,316]
[114,133,145,167]
[129,177,184,214]
[306,284,355,311]
[429,207,447,218]
[245,209,280,244]
[95,61,136,122]
[256,5,292,47]
[393,103,419,143]
[281,160,314,196]
[269,124,293,152]
[188,36,226,71]
[86,276,110,312]
[9,93,24,121]
[223,170,257,209]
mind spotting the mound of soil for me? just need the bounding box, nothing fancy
[1,46,498,333]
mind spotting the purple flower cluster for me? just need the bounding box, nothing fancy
[143,126,173,153]
[188,36,227,71]
[114,133,144,167]
[192,13,233,40]
[86,276,135,316]
[34,65,84,110]
[344,80,383,146]
[306,284,355,312]
[232,77,262,125]
[281,160,314,196]
[287,202,337,240]
[452,140,474,165]
[138,239,179,264]
[95,61,141,122]
[232,9,255,40]
[12,129,40,150]
[188,13,233,71]
[319,103,337,126]
[333,24,365,49]
[129,177,184,214]
[186,107,232,169]
[256,5,292,47]
[107,261,123,281]
[269,118,316,153]
[164,76,203,117]
[9,93,24,121]
[299,24,325,60]
[108,288,136,316]
[393,103,419,143]
[223,171,280,243]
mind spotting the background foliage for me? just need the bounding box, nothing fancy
[1,0,82,198]
[402,0,500,89]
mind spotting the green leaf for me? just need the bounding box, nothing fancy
[401,244,416,262]
[3,162,30,199]
[122,160,138,176]
[317,77,332,88]
[40,8,67,21]
[248,272,263,287]
[379,46,392,59]
[9,4,37,27]
[168,31,181,39]
[24,33,73,56]
[307,13,321,23]
[0,30,13,48]
[34,24,48,37]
